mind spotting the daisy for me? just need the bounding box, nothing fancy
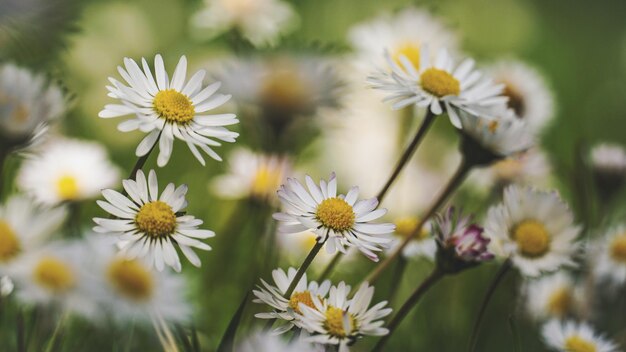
[273,173,395,262]
[484,185,581,277]
[542,320,619,352]
[367,45,507,128]
[433,207,494,265]
[253,267,331,334]
[487,60,555,133]
[298,282,392,352]
[211,147,291,203]
[17,138,120,205]
[524,272,582,321]
[191,0,297,47]
[0,195,66,272]
[93,169,215,272]
[0,63,64,151]
[237,330,320,352]
[99,54,239,167]
[592,224,626,286]
[390,217,437,261]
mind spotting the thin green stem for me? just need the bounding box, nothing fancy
[387,256,408,305]
[372,268,444,352]
[127,138,158,181]
[467,260,512,352]
[317,252,343,281]
[0,148,9,200]
[16,308,25,352]
[44,313,67,352]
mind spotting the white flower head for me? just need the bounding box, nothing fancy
[542,320,619,352]
[368,45,507,128]
[99,54,239,167]
[191,0,298,47]
[93,169,215,272]
[390,217,436,261]
[253,267,331,334]
[273,173,394,262]
[590,143,626,175]
[524,271,582,321]
[592,224,626,286]
[17,138,120,205]
[485,185,581,277]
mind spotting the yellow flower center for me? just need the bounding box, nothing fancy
[324,306,355,338]
[299,232,319,251]
[315,198,355,232]
[251,165,283,198]
[394,217,429,240]
[288,291,316,314]
[259,67,309,115]
[547,287,572,317]
[492,158,523,181]
[107,258,154,301]
[153,89,195,124]
[609,234,626,263]
[564,336,597,352]
[512,220,551,258]
[56,175,80,200]
[33,256,75,293]
[393,43,421,70]
[502,84,526,118]
[0,220,21,262]
[135,201,177,238]
[420,68,460,98]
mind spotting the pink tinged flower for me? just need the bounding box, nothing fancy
[452,224,494,262]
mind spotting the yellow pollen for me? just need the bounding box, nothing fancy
[512,220,551,258]
[33,256,75,293]
[288,291,316,314]
[488,120,499,133]
[135,201,177,238]
[324,306,355,338]
[251,165,283,198]
[420,68,460,97]
[564,336,597,352]
[394,217,429,240]
[547,287,572,317]
[609,234,626,263]
[153,89,195,124]
[502,84,526,118]
[107,258,154,301]
[393,43,421,70]
[315,198,355,232]
[0,220,21,262]
[56,175,80,200]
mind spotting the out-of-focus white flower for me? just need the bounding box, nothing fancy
[17,138,120,205]
[275,230,343,269]
[1,276,14,296]
[0,64,64,151]
[390,217,436,261]
[485,185,580,277]
[93,170,215,272]
[590,143,626,175]
[592,224,626,286]
[524,272,582,321]
[99,54,239,167]
[542,320,619,352]
[236,330,320,352]
[191,0,298,47]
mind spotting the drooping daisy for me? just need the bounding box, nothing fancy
[542,320,619,352]
[99,54,239,167]
[0,195,66,272]
[0,63,64,151]
[93,170,215,272]
[486,60,554,133]
[484,185,581,277]
[273,173,395,261]
[253,267,331,334]
[390,217,437,261]
[368,45,507,128]
[211,147,291,203]
[191,0,298,47]
[592,224,626,286]
[524,272,582,321]
[236,330,320,352]
[17,138,120,205]
[298,282,392,351]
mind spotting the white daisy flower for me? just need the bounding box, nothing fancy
[99,54,239,167]
[390,217,436,261]
[253,267,331,334]
[487,60,555,133]
[191,0,298,47]
[236,330,320,352]
[0,195,66,272]
[298,282,392,352]
[592,224,626,286]
[93,169,215,272]
[211,147,291,203]
[484,185,581,277]
[542,320,619,352]
[367,46,507,128]
[0,63,64,151]
[17,138,120,205]
[524,272,582,321]
[273,173,395,262]
[590,143,626,175]
[348,7,458,72]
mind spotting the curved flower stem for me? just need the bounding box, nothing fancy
[372,268,444,352]
[317,252,343,281]
[467,259,512,352]
[362,158,473,286]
